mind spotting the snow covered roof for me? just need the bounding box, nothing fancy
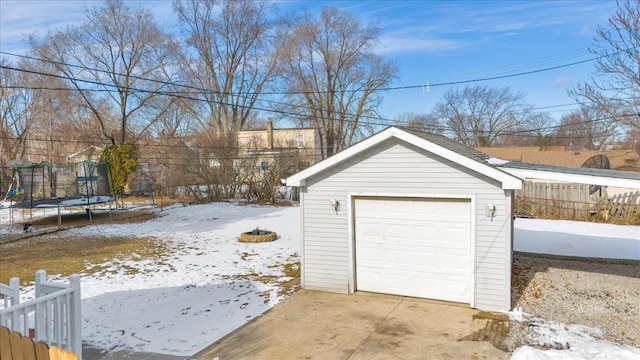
[286,126,523,189]
[498,161,640,189]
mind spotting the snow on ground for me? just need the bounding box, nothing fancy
[2,202,301,356]
[509,310,640,360]
[515,218,640,260]
[73,203,301,355]
[1,202,639,358]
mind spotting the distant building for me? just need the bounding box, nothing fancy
[476,146,640,172]
[237,120,321,171]
[66,146,104,163]
[477,145,640,197]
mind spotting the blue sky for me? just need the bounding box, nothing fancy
[0,0,618,122]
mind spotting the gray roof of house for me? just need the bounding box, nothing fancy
[401,127,640,183]
[498,161,640,181]
[402,128,491,164]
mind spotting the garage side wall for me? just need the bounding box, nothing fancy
[300,138,513,311]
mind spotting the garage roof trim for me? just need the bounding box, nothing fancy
[286,127,523,189]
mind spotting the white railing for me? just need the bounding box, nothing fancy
[0,270,82,359]
[0,277,20,308]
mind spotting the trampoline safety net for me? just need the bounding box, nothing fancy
[14,162,112,208]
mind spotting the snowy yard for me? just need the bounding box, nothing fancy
[2,202,300,355]
[1,202,639,359]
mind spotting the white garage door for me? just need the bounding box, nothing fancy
[355,197,472,303]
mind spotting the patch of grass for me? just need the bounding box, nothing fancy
[240,252,258,261]
[282,261,300,278]
[0,235,169,286]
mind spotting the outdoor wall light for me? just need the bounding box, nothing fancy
[331,198,340,213]
[486,203,496,220]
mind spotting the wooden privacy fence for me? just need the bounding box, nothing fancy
[593,191,640,222]
[0,271,81,360]
[515,182,591,220]
[515,181,640,223]
[0,326,78,360]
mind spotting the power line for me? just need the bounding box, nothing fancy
[0,48,618,120]
[1,50,608,95]
[2,51,399,125]
[2,110,635,151]
[0,64,398,129]
[258,56,612,95]
[2,50,637,139]
[497,113,639,136]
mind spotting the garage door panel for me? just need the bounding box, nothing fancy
[355,197,471,304]
[443,254,468,268]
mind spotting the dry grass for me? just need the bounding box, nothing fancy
[231,253,301,301]
[1,209,167,286]
[2,205,299,298]
[0,235,169,286]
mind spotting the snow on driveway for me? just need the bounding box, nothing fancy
[509,312,640,360]
[512,219,640,360]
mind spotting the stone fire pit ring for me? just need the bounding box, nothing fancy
[239,229,277,243]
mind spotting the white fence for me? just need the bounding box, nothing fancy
[0,270,82,359]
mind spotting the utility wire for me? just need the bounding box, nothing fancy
[4,67,636,135]
[0,48,620,121]
[2,110,635,152]
[0,50,610,95]
[1,49,636,139]
[0,64,399,129]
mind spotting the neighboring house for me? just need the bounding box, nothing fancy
[477,146,640,172]
[66,145,104,163]
[237,120,321,171]
[287,127,523,312]
[496,161,640,191]
[131,138,199,195]
[286,127,640,312]
[478,146,640,197]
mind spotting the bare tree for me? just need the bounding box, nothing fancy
[235,138,302,203]
[279,6,398,159]
[569,0,640,132]
[174,0,284,139]
[498,112,556,147]
[619,127,640,152]
[554,105,618,150]
[434,85,532,147]
[29,0,178,145]
[395,112,443,134]
[186,133,240,201]
[0,58,30,164]
[15,54,108,163]
[149,98,195,139]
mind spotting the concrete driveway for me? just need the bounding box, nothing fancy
[192,290,510,360]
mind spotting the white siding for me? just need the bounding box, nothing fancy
[300,138,513,311]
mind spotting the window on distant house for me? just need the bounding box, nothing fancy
[260,161,269,170]
[297,133,305,148]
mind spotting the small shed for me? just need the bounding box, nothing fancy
[286,127,523,311]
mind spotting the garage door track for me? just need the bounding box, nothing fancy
[192,290,510,359]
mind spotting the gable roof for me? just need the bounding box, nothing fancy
[66,145,104,161]
[286,127,523,189]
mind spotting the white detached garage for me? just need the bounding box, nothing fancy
[286,127,523,312]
